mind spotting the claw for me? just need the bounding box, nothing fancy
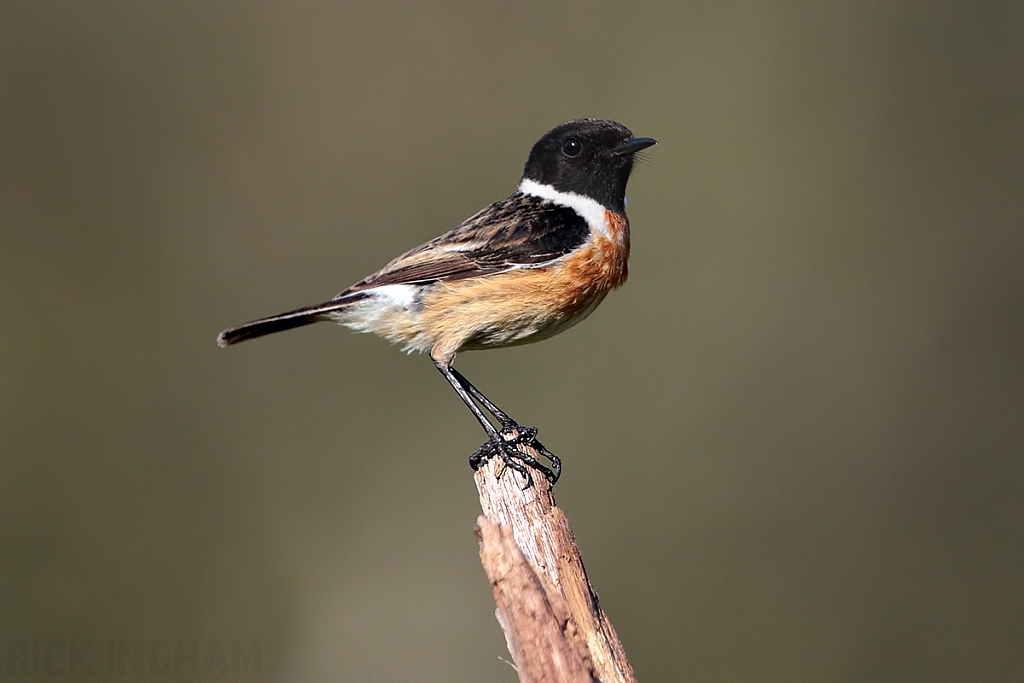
[468,423,561,487]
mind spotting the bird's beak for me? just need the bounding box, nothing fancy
[614,136,658,156]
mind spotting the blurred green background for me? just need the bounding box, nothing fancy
[2,2,1021,681]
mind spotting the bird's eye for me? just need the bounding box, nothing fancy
[562,138,582,157]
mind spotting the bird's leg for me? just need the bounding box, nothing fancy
[446,367,561,484]
[447,367,517,427]
[448,367,561,480]
[434,361,560,486]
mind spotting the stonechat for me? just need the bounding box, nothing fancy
[219,118,656,486]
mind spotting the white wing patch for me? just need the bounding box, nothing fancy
[368,284,418,308]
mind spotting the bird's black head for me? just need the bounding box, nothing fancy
[521,118,656,214]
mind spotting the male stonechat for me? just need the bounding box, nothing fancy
[218,118,656,486]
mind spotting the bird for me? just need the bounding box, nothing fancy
[218,118,656,486]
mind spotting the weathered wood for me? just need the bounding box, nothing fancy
[474,454,636,683]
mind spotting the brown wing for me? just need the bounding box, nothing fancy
[337,192,591,296]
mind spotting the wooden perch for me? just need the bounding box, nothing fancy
[474,451,636,683]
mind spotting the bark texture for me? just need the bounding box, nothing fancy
[474,455,636,683]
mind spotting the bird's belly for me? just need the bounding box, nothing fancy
[456,287,608,350]
[329,229,629,363]
[422,234,628,360]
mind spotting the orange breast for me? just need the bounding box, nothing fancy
[423,209,631,362]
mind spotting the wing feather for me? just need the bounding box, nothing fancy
[337,193,590,296]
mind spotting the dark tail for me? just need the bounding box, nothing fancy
[217,292,368,347]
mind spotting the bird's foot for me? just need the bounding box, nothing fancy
[469,424,561,488]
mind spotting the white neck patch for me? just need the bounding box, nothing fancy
[518,178,610,238]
